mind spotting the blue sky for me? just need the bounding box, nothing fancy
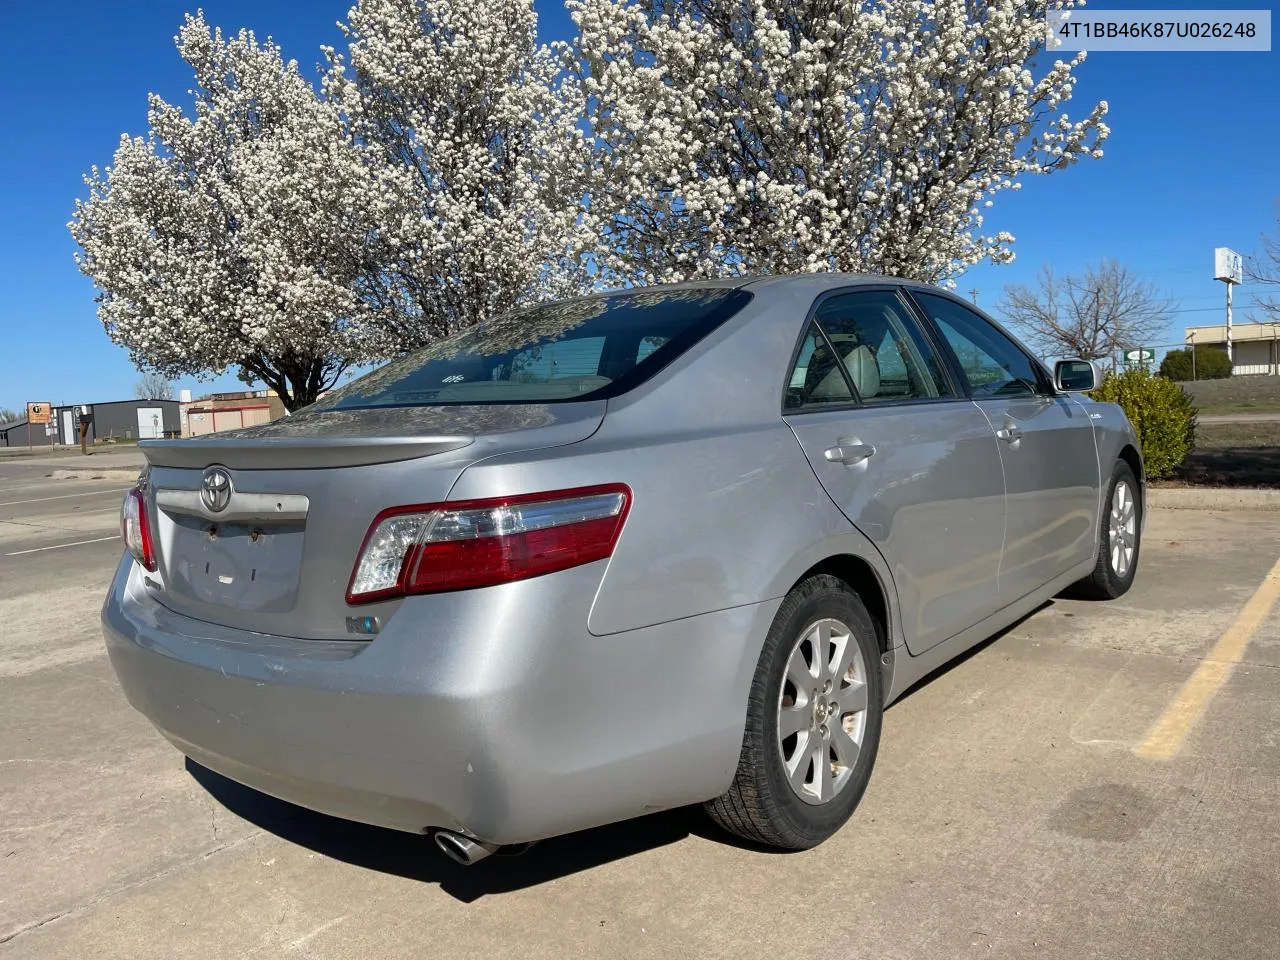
[1,2,1276,414]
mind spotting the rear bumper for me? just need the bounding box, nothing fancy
[102,555,778,845]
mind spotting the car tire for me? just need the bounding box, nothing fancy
[1070,459,1141,600]
[706,574,883,850]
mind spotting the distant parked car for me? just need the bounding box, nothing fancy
[103,275,1143,862]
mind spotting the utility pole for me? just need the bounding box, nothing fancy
[1226,282,1234,362]
[969,288,979,306]
[1214,247,1242,368]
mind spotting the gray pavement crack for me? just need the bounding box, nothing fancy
[0,909,73,945]
[0,830,266,946]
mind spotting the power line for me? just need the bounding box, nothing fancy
[1169,294,1267,305]
[1169,305,1272,315]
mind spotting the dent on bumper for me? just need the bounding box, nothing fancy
[102,557,779,845]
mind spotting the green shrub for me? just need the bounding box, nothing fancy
[1159,346,1232,381]
[1091,369,1197,481]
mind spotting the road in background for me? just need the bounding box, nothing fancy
[0,461,136,679]
[1,489,1277,959]
[1192,414,1280,424]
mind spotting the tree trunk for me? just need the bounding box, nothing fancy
[240,352,347,412]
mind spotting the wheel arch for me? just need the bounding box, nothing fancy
[1118,443,1144,508]
[788,554,892,658]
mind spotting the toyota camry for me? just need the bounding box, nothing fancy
[103,275,1143,863]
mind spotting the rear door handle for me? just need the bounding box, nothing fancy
[824,441,876,466]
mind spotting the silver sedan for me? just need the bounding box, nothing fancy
[103,275,1143,863]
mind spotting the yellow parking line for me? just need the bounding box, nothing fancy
[1134,555,1280,761]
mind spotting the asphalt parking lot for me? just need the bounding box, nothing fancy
[2,452,1278,959]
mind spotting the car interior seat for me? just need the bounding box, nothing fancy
[811,343,880,401]
[842,345,880,398]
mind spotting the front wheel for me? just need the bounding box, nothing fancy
[1071,460,1141,600]
[705,575,883,849]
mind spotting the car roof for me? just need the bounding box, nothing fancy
[739,273,954,296]
[586,273,958,299]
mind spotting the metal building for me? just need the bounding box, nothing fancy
[51,400,181,445]
[0,417,55,447]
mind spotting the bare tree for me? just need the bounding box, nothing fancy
[1248,203,1280,322]
[134,370,174,401]
[999,260,1172,360]
[0,407,19,424]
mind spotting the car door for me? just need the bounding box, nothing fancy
[908,291,1100,602]
[783,287,1007,656]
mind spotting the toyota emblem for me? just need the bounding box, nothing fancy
[200,467,232,513]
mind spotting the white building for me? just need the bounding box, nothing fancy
[1184,323,1280,376]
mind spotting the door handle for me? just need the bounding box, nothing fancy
[824,441,876,466]
[995,422,1022,444]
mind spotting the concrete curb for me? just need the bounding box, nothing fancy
[1148,487,1280,511]
[48,468,141,483]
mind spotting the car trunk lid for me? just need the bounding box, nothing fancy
[138,403,604,640]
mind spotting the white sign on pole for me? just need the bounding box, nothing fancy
[1214,247,1243,285]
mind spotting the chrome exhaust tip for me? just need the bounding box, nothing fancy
[434,830,500,866]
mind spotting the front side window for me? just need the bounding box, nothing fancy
[912,293,1046,399]
[311,288,752,409]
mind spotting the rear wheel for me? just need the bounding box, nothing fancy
[1071,460,1141,600]
[706,575,883,849]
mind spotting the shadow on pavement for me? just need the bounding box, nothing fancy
[1174,444,1280,487]
[189,602,1056,900]
[885,601,1051,705]
[187,759,766,902]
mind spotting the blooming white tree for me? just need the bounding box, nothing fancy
[74,0,1114,410]
[325,0,597,341]
[569,0,1110,285]
[70,13,419,410]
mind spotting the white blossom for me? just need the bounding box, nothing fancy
[325,0,598,343]
[69,12,418,409]
[72,1,1112,404]
[569,0,1109,284]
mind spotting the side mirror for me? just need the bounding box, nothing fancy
[1054,358,1098,393]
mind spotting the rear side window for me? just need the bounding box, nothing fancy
[785,322,856,409]
[785,289,953,410]
[312,289,752,409]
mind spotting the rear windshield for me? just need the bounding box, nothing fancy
[310,287,752,409]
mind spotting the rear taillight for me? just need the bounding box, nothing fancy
[346,484,631,604]
[120,486,157,572]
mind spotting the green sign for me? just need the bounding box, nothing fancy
[1124,348,1155,363]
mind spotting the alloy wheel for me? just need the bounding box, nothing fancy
[776,618,870,805]
[1109,479,1137,578]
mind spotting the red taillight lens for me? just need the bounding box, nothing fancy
[120,486,157,572]
[346,484,631,604]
